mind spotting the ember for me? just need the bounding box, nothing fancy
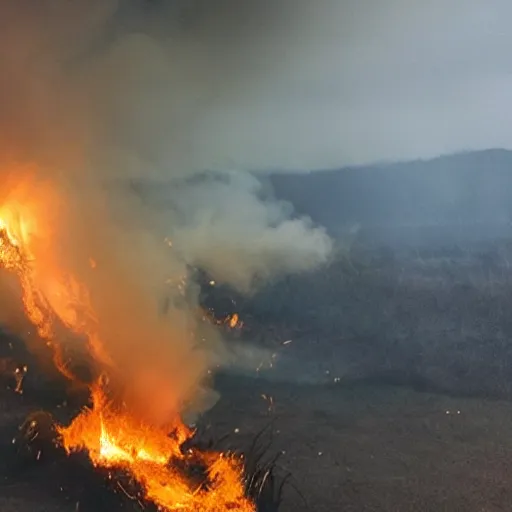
[0,179,258,512]
[228,313,241,329]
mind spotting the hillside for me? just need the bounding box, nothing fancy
[268,149,512,233]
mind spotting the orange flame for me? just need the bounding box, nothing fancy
[0,172,255,512]
[228,313,240,329]
[58,382,253,511]
[0,172,111,378]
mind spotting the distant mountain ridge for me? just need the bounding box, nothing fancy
[268,149,512,231]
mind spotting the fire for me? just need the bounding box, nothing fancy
[0,174,108,378]
[228,313,240,329]
[58,382,254,511]
[0,174,256,512]
[0,217,52,340]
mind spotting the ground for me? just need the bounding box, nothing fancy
[3,378,512,511]
[210,376,512,512]
[2,232,512,510]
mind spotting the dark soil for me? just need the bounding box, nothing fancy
[210,375,512,512]
[3,375,512,511]
[3,233,512,511]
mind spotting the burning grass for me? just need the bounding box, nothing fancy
[5,404,284,512]
[57,380,253,512]
[0,175,284,511]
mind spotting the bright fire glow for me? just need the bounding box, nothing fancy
[228,313,240,329]
[58,383,254,511]
[0,173,255,512]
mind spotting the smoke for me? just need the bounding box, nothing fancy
[0,1,332,424]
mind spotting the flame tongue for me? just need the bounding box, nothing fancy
[58,383,254,512]
[59,382,188,467]
[0,176,255,512]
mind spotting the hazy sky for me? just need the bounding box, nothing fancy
[3,0,512,172]
[164,0,512,170]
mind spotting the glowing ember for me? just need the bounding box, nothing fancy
[0,179,256,512]
[228,313,240,329]
[0,358,27,394]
